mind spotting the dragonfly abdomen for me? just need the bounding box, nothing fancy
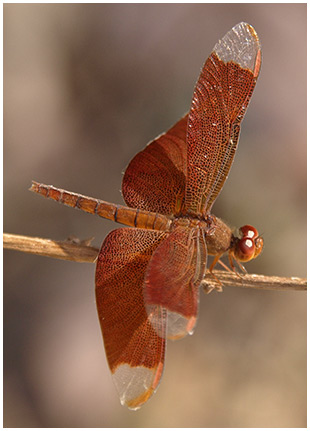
[30,181,171,231]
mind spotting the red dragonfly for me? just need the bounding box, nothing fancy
[31,22,263,409]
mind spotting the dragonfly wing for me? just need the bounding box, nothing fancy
[122,115,187,215]
[144,226,208,340]
[185,22,261,215]
[95,228,167,410]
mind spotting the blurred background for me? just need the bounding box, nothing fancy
[4,4,306,427]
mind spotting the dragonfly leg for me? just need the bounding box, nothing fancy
[228,251,247,276]
[203,254,223,294]
[217,258,234,274]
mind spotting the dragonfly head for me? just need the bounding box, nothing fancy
[231,225,263,262]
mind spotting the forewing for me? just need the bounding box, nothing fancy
[95,228,167,410]
[122,115,187,215]
[144,226,208,340]
[185,22,261,215]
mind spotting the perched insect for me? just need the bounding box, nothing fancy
[31,22,263,409]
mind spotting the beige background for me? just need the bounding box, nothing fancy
[4,3,306,427]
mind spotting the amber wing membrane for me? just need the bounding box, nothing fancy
[122,115,188,215]
[95,228,167,409]
[144,226,207,339]
[185,22,261,215]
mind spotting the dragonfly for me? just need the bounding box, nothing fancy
[31,22,263,410]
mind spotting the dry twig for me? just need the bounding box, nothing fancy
[4,232,98,263]
[4,232,306,292]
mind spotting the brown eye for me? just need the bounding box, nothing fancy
[235,238,255,262]
[239,225,258,239]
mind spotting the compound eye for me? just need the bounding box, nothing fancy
[235,237,255,262]
[239,225,258,239]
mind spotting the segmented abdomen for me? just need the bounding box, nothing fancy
[30,181,172,232]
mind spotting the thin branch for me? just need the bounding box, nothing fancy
[4,233,306,292]
[4,232,98,263]
[201,271,306,292]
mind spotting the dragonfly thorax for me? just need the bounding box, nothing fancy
[204,215,233,256]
